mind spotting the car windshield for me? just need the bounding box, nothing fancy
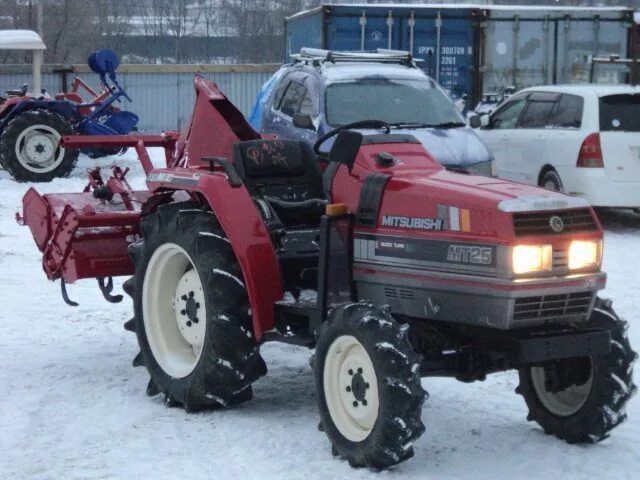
[599,94,640,132]
[325,76,465,128]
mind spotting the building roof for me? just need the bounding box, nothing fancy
[0,30,46,50]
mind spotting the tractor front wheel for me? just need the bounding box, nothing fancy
[314,303,426,469]
[0,109,78,182]
[125,202,267,411]
[517,298,637,443]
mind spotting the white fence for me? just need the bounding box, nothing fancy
[0,64,280,133]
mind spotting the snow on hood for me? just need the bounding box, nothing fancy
[357,126,493,168]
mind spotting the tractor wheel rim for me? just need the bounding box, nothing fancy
[530,358,593,417]
[142,243,206,379]
[14,124,65,173]
[324,335,379,442]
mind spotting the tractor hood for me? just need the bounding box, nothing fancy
[363,164,592,239]
[390,168,589,212]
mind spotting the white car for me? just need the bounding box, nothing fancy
[474,84,640,208]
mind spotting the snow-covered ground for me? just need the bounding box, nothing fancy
[0,153,638,480]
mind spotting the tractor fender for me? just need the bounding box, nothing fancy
[0,99,78,126]
[146,170,283,342]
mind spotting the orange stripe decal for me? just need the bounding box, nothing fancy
[460,209,471,232]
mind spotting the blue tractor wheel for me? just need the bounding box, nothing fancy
[0,109,79,182]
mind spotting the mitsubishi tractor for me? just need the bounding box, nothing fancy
[18,75,636,470]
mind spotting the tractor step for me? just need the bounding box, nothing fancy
[270,296,320,347]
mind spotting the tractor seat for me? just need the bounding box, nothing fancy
[233,139,327,226]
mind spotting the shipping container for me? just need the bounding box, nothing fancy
[481,6,633,95]
[285,4,481,100]
[285,4,636,104]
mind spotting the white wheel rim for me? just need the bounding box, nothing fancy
[14,124,65,173]
[323,335,380,442]
[142,243,207,379]
[530,359,593,417]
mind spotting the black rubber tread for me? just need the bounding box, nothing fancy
[517,297,637,443]
[125,201,267,411]
[540,169,564,192]
[314,303,427,470]
[0,109,79,182]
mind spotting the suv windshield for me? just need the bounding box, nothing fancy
[325,77,464,127]
[599,94,640,132]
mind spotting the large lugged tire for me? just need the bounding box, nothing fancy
[124,202,267,411]
[314,303,427,469]
[517,298,637,443]
[0,109,79,182]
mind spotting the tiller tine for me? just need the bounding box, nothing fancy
[61,279,79,307]
[98,277,124,303]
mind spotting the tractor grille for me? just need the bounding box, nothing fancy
[513,209,597,236]
[384,287,414,301]
[552,247,569,270]
[514,292,593,322]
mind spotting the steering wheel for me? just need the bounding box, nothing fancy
[313,120,391,157]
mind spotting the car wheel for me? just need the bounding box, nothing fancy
[540,170,564,192]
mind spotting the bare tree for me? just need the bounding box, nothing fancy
[163,0,202,62]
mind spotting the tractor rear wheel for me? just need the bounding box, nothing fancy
[314,303,426,469]
[517,298,637,443]
[125,202,267,410]
[0,109,78,182]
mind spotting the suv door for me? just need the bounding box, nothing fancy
[542,93,585,189]
[480,94,528,179]
[508,91,560,183]
[267,71,319,144]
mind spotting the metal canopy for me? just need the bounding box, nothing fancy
[0,30,46,50]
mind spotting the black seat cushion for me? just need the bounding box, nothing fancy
[234,139,324,202]
[233,139,326,226]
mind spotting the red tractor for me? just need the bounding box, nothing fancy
[19,75,636,469]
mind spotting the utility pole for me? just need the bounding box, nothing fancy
[36,0,44,37]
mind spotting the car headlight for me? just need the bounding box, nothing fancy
[568,240,600,270]
[512,245,552,274]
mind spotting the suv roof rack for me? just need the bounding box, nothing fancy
[291,48,419,67]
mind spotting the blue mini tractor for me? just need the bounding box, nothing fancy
[0,48,138,182]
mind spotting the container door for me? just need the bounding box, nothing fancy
[404,13,475,100]
[482,15,552,95]
[286,13,323,58]
[556,17,628,84]
[326,13,400,51]
[598,93,640,183]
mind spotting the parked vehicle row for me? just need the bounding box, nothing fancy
[251,49,640,210]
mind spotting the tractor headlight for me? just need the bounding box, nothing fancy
[512,245,552,275]
[568,240,600,270]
